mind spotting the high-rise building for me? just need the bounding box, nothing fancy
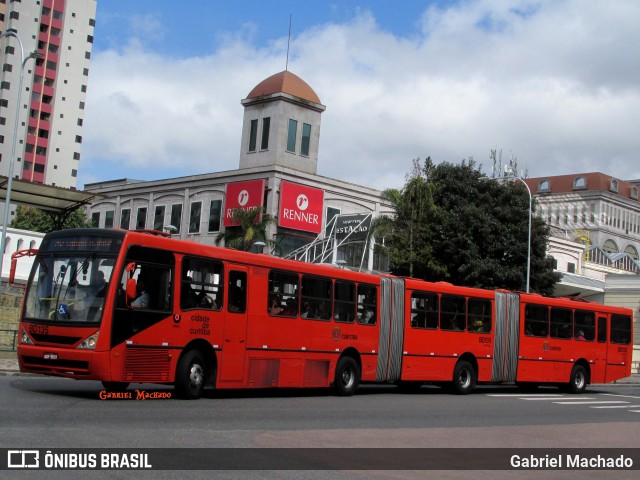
[0,0,96,193]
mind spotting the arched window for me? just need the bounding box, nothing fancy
[538,180,550,192]
[624,245,638,261]
[631,186,638,200]
[29,240,37,249]
[573,176,586,189]
[16,238,24,252]
[603,239,619,254]
[4,237,10,254]
[610,179,619,193]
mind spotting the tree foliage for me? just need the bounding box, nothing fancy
[10,206,92,233]
[215,208,278,253]
[377,158,561,295]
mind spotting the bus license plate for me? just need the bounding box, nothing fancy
[44,353,58,360]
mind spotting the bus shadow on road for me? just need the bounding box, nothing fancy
[11,377,625,401]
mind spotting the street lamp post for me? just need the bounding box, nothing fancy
[0,30,42,285]
[486,175,533,293]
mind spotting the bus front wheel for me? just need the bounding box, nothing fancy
[450,360,476,395]
[175,350,206,399]
[333,356,360,396]
[567,365,588,394]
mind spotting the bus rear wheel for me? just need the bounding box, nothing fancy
[175,350,206,399]
[333,356,360,396]
[567,365,588,394]
[450,360,476,395]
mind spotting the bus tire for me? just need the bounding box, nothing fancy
[450,360,476,395]
[101,381,129,392]
[567,364,588,394]
[333,356,360,396]
[175,350,206,400]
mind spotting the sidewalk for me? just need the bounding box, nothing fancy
[0,354,638,383]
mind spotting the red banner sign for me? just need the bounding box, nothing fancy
[224,180,265,227]
[278,181,324,234]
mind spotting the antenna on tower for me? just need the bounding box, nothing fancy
[490,149,497,178]
[285,14,292,71]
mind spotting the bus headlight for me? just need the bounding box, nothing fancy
[21,329,34,345]
[78,331,99,350]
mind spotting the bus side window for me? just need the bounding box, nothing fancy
[468,298,491,333]
[228,271,246,313]
[181,257,223,311]
[597,316,607,343]
[524,304,548,337]
[611,314,631,345]
[357,284,377,325]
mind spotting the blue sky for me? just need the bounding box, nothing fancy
[80,0,640,190]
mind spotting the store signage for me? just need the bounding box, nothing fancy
[278,181,324,234]
[335,213,372,241]
[224,180,265,226]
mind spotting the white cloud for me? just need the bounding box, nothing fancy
[81,0,640,189]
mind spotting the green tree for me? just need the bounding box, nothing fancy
[380,158,560,295]
[215,207,277,252]
[10,206,92,233]
[371,159,446,278]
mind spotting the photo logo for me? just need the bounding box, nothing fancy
[8,450,39,469]
[238,190,250,207]
[296,194,309,211]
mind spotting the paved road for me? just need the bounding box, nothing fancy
[1,377,639,479]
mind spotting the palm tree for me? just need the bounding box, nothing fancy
[215,208,278,252]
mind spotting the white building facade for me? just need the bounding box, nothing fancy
[84,71,394,271]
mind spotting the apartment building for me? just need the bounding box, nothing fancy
[0,0,96,199]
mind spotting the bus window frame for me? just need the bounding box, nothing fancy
[410,291,438,330]
[267,269,299,318]
[301,274,333,321]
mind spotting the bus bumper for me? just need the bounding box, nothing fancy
[17,345,110,380]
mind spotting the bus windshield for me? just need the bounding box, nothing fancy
[24,252,116,324]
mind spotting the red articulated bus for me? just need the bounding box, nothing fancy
[16,229,633,399]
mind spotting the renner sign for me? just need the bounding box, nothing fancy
[224,180,265,227]
[278,181,324,234]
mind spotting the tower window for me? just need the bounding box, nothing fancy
[248,119,258,152]
[260,117,270,150]
[287,119,298,152]
[301,123,311,156]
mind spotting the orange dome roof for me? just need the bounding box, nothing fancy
[246,70,321,104]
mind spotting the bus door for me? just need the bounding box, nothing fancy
[592,315,608,383]
[606,313,633,382]
[219,268,248,382]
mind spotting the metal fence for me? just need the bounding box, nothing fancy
[0,329,18,352]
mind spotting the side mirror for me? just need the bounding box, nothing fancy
[126,278,137,306]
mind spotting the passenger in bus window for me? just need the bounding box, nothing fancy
[282,298,297,316]
[470,317,483,332]
[181,275,200,309]
[199,294,217,310]
[317,301,331,320]
[269,295,283,315]
[301,301,314,318]
[411,312,426,328]
[131,277,150,308]
[576,330,586,341]
[362,307,375,325]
